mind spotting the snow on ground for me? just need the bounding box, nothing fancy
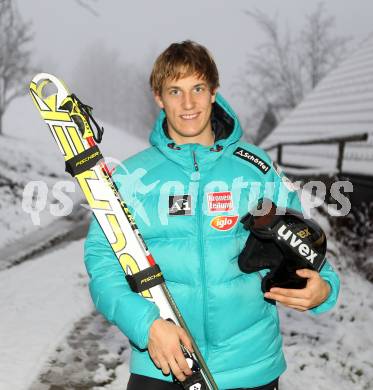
[0,239,93,390]
[12,220,373,390]
[281,256,373,390]
[28,312,131,390]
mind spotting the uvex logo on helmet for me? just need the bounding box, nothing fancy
[211,216,238,231]
[276,224,318,264]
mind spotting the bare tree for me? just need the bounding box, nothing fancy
[71,42,158,139]
[238,3,350,144]
[0,0,33,135]
[299,3,349,89]
[74,0,99,17]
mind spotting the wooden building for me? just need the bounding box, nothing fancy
[261,34,373,205]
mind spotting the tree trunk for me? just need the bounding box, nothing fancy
[0,77,3,136]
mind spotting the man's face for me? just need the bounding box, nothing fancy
[154,73,216,145]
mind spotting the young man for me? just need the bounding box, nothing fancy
[84,41,340,390]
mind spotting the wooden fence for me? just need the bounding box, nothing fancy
[264,133,368,174]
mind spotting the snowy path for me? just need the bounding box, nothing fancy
[0,239,93,390]
[28,312,131,390]
[12,247,373,390]
[0,212,372,389]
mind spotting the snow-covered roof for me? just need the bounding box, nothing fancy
[261,33,373,176]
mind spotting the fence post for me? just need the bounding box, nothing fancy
[337,141,346,173]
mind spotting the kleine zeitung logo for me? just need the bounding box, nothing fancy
[207,191,233,212]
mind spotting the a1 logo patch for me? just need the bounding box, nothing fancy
[210,215,238,231]
[207,191,233,212]
[169,195,192,216]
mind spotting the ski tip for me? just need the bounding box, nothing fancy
[30,73,70,108]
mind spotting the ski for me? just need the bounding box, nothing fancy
[29,73,217,390]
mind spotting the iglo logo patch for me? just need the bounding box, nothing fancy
[207,191,233,212]
[210,215,238,231]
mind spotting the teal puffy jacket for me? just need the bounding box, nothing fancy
[84,94,340,389]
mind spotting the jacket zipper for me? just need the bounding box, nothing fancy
[193,149,209,359]
[192,151,199,171]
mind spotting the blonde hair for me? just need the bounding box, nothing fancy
[150,40,220,95]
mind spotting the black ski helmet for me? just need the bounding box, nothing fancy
[238,198,327,292]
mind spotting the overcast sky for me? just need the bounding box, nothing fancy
[18,0,373,115]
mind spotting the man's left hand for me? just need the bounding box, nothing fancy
[263,269,331,311]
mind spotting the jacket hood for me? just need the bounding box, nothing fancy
[149,93,243,173]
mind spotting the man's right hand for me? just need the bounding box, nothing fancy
[148,318,194,382]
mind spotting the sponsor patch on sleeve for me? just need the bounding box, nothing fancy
[272,162,298,192]
[233,147,270,174]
